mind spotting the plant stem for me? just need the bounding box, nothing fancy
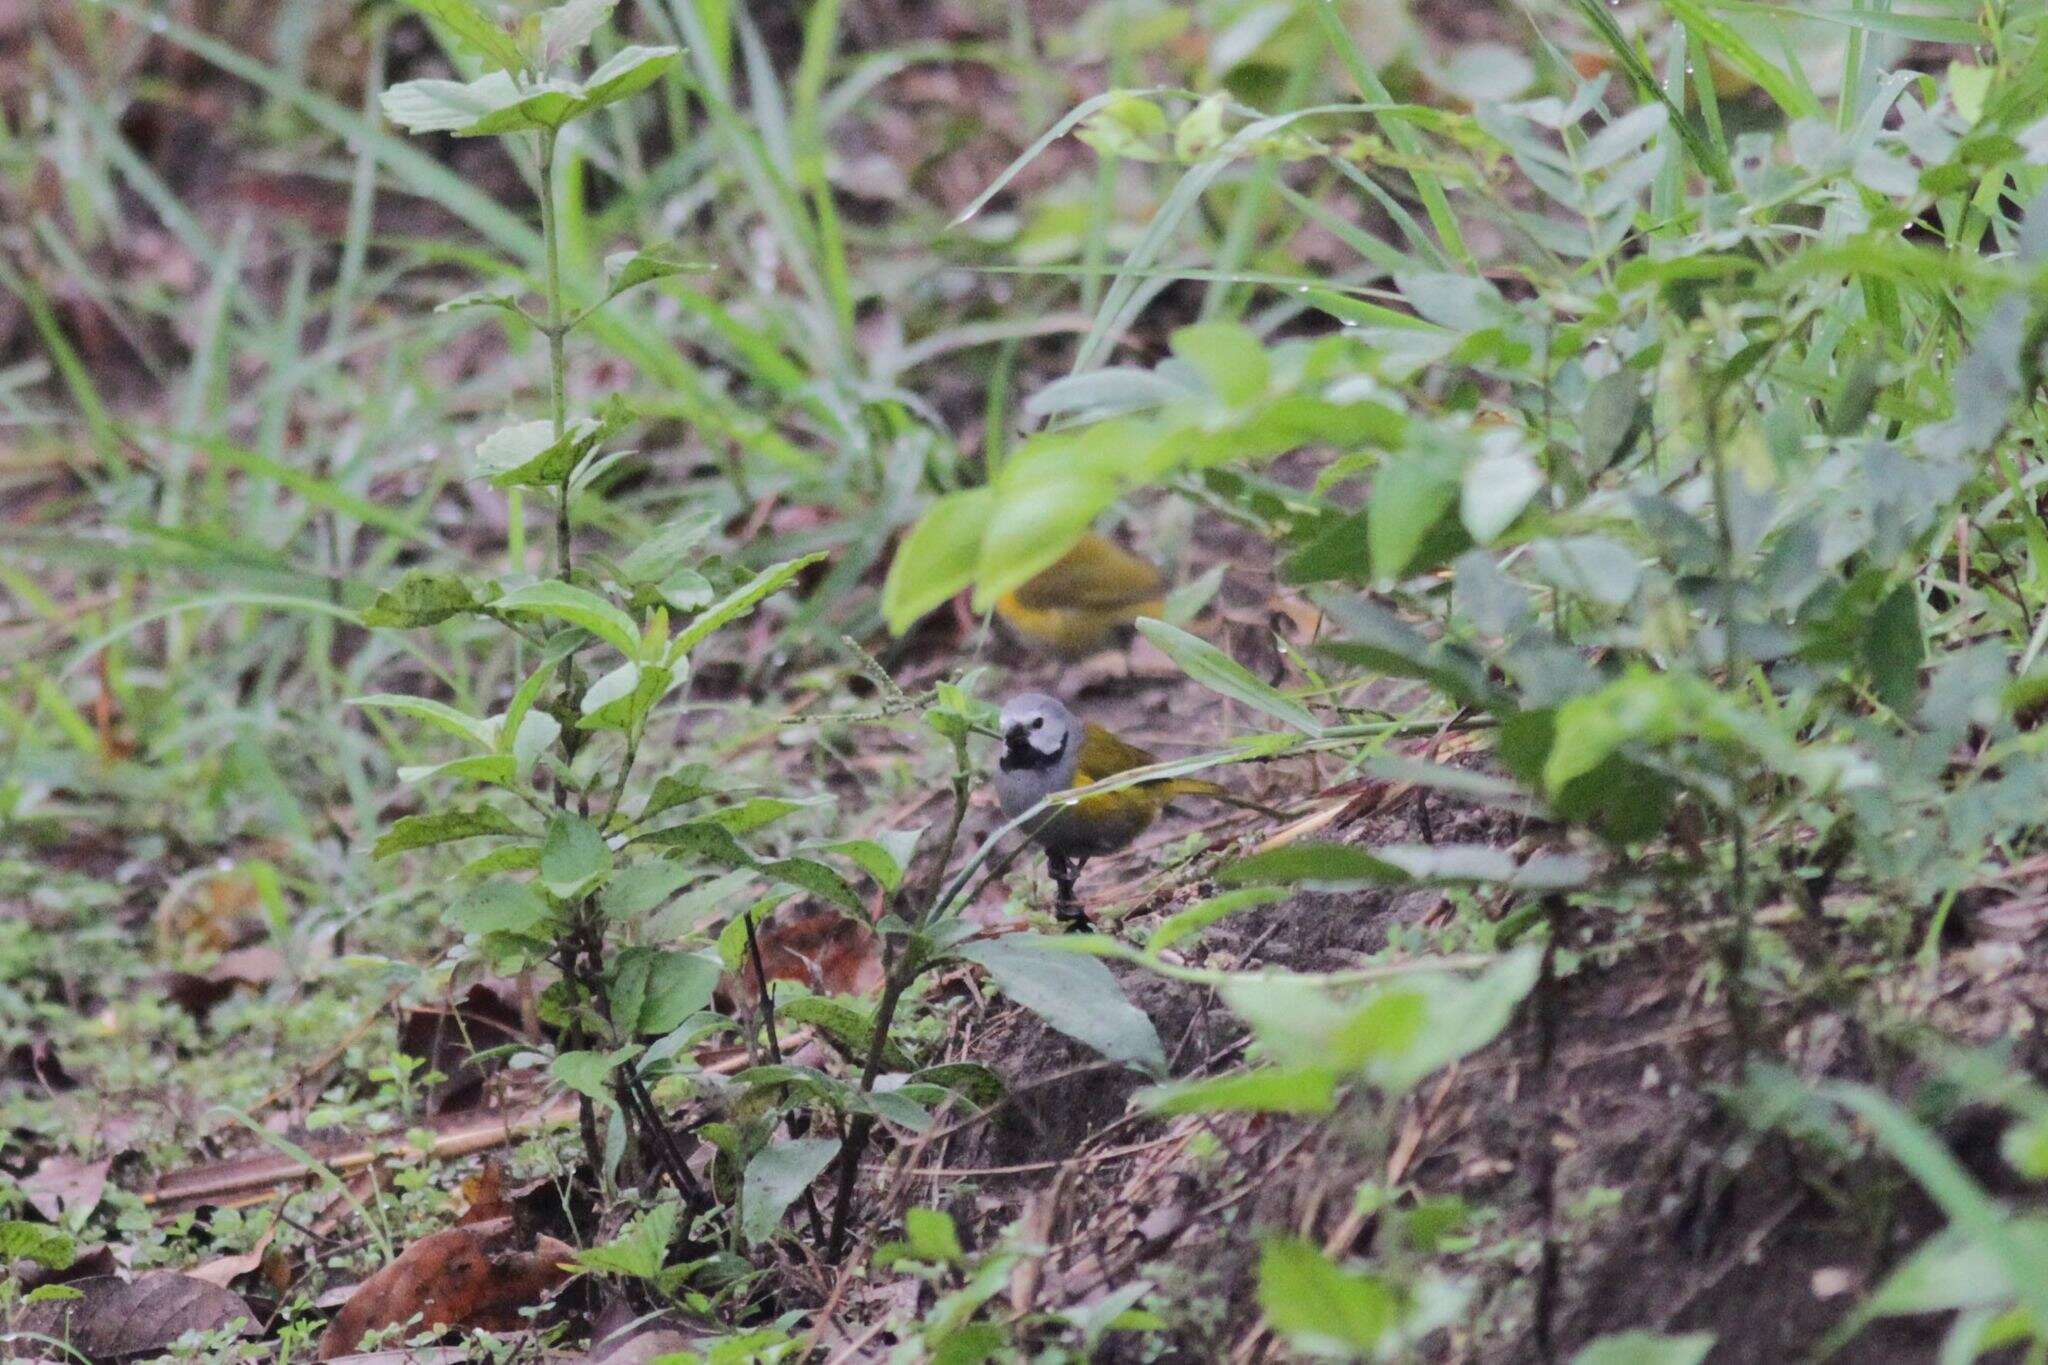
[537,126,571,580]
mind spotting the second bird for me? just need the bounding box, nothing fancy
[993,692,1227,929]
[993,534,1166,659]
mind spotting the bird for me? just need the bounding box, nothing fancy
[993,534,1167,659]
[993,692,1235,929]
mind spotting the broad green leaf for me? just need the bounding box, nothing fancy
[911,1063,1006,1109]
[605,245,712,299]
[580,661,641,715]
[540,813,611,896]
[970,474,1119,612]
[957,936,1164,1073]
[1219,842,1407,887]
[599,861,698,922]
[573,1197,678,1281]
[492,580,641,654]
[350,693,496,748]
[1140,1065,1339,1115]
[575,45,680,114]
[398,754,516,788]
[1459,443,1542,545]
[1369,452,1470,582]
[820,828,924,893]
[638,766,718,823]
[399,0,526,71]
[436,286,524,317]
[510,709,560,781]
[741,1138,841,1245]
[708,797,810,835]
[1572,1331,1716,1365]
[618,511,720,585]
[536,0,614,65]
[883,489,994,633]
[1172,322,1268,405]
[361,570,480,628]
[1258,1236,1398,1354]
[373,806,524,859]
[637,951,721,1034]
[635,819,754,866]
[669,553,825,657]
[552,1046,635,1101]
[778,996,912,1069]
[1136,618,1322,734]
[474,417,603,488]
[759,857,863,912]
[0,1221,76,1271]
[1147,887,1288,953]
[901,1208,966,1263]
[451,879,550,936]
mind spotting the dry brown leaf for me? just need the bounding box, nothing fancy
[21,1153,109,1222]
[313,1216,573,1360]
[397,980,529,1113]
[721,905,883,1007]
[16,1273,256,1357]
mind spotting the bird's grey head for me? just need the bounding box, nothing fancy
[999,692,1075,772]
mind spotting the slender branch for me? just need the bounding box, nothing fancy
[537,126,571,580]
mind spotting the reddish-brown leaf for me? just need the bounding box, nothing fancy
[313,1217,573,1360]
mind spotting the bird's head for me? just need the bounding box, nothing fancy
[999,692,1074,771]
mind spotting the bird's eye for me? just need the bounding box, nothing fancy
[1030,718,1043,730]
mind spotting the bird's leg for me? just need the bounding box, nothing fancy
[1048,852,1088,931]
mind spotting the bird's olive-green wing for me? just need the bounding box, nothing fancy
[1007,535,1165,611]
[1075,723,1161,783]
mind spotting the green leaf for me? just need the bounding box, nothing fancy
[598,861,698,922]
[536,0,615,65]
[1369,452,1470,582]
[361,570,481,628]
[635,819,754,866]
[883,489,994,633]
[1147,887,1288,953]
[510,709,560,781]
[473,417,603,488]
[1172,322,1268,405]
[618,511,720,585]
[580,661,642,715]
[0,1221,77,1271]
[670,553,825,658]
[758,857,863,912]
[492,580,641,654]
[605,245,712,299]
[909,1062,1006,1110]
[350,693,496,748]
[957,936,1164,1074]
[741,1137,842,1245]
[436,286,524,317]
[902,1207,966,1263]
[451,879,550,936]
[552,1046,634,1101]
[573,1197,679,1281]
[1218,842,1407,887]
[1572,1331,1716,1365]
[638,766,718,822]
[637,951,721,1034]
[576,45,681,114]
[1258,1236,1398,1354]
[1136,618,1322,734]
[1862,582,1923,713]
[373,806,524,859]
[1140,1065,1338,1116]
[708,797,810,835]
[398,754,517,788]
[1581,371,1645,472]
[778,996,912,1069]
[540,813,611,896]
[1459,443,1542,545]
[398,0,526,72]
[820,828,923,892]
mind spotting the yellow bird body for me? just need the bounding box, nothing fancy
[995,693,1228,925]
[993,535,1166,659]
[1038,723,1226,860]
